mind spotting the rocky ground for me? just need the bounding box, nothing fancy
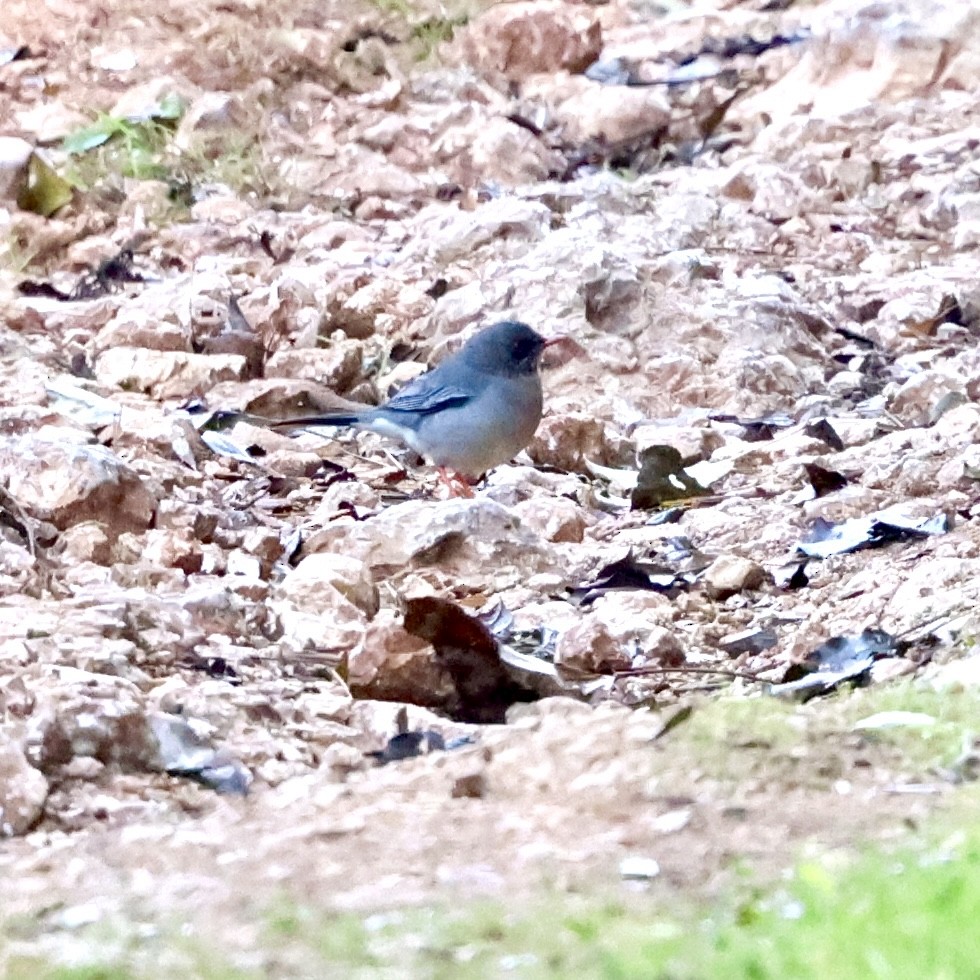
[3,0,980,973]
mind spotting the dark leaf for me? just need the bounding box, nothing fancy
[772,561,810,589]
[570,551,694,606]
[771,629,898,700]
[149,713,251,794]
[708,412,795,442]
[18,153,73,217]
[17,280,72,300]
[803,418,845,452]
[651,704,694,740]
[71,248,144,300]
[631,445,709,510]
[404,597,539,723]
[803,462,848,498]
[425,278,449,299]
[367,730,447,765]
[798,510,949,558]
[0,45,32,65]
[719,628,778,657]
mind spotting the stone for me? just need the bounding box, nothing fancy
[0,437,156,539]
[512,496,589,543]
[94,348,248,399]
[206,378,351,417]
[92,305,191,355]
[526,76,671,144]
[303,498,557,588]
[277,553,379,617]
[0,735,48,836]
[53,521,113,565]
[554,615,632,674]
[461,1,602,79]
[703,555,768,600]
[265,344,363,393]
[347,610,451,705]
[23,671,157,771]
[529,413,620,471]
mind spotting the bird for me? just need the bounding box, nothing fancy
[272,321,557,492]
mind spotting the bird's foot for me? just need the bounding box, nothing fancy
[437,467,476,498]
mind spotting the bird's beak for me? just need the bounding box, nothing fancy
[540,334,582,366]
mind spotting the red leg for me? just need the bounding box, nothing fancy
[437,467,475,498]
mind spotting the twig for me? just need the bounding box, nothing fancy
[614,665,768,682]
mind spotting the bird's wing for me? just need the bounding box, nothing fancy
[381,377,473,415]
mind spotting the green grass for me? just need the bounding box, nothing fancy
[9,832,980,980]
[253,816,980,978]
[59,97,278,216]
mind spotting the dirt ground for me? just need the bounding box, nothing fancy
[3,0,980,972]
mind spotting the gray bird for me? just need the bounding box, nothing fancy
[273,321,556,488]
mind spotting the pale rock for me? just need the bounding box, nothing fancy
[703,555,768,600]
[263,449,328,478]
[110,77,195,121]
[91,296,191,355]
[311,481,383,523]
[587,592,682,667]
[928,654,980,690]
[587,335,638,374]
[114,529,203,575]
[95,348,248,399]
[881,557,975,636]
[888,371,956,426]
[265,344,363,393]
[304,498,556,585]
[241,527,283,563]
[0,437,156,538]
[633,422,721,464]
[462,117,560,186]
[225,550,264,580]
[207,378,350,417]
[14,102,89,142]
[529,413,621,471]
[0,736,48,836]
[511,600,585,634]
[801,486,888,525]
[555,615,632,674]
[278,553,379,617]
[274,593,368,652]
[109,414,210,469]
[525,75,671,144]
[408,198,552,265]
[24,671,156,771]
[826,370,866,398]
[53,522,112,565]
[0,137,34,202]
[347,609,450,705]
[173,92,249,151]
[190,195,256,224]
[461,1,602,79]
[331,148,425,198]
[334,276,433,337]
[187,275,264,373]
[513,496,589,543]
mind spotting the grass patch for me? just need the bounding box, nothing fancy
[256,808,980,979]
[60,98,278,216]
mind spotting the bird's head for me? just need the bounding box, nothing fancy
[463,320,557,376]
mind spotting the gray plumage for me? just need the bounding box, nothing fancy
[274,321,551,479]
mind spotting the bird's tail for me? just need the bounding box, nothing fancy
[270,412,366,429]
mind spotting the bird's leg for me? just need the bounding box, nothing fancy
[437,467,475,498]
